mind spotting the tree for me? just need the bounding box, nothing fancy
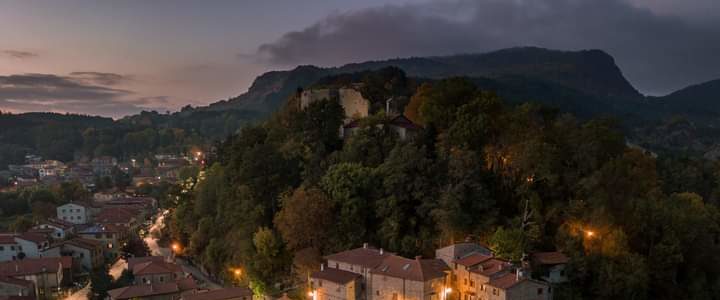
[321,163,380,249]
[90,265,113,300]
[376,143,440,256]
[416,78,478,129]
[248,227,289,295]
[274,187,335,252]
[8,215,33,233]
[489,226,524,262]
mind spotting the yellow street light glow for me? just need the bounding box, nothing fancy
[585,230,595,238]
[172,243,181,252]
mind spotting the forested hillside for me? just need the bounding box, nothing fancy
[0,109,261,168]
[167,76,720,300]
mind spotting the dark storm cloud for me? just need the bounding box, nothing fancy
[0,73,166,117]
[255,0,720,95]
[1,50,38,59]
[70,72,134,86]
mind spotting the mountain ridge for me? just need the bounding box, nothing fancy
[201,47,643,115]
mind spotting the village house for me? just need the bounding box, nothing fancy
[0,257,72,299]
[91,156,118,177]
[56,202,92,224]
[42,238,104,271]
[182,287,253,300]
[77,224,124,259]
[94,207,140,229]
[341,115,422,140]
[107,277,196,300]
[369,255,450,300]
[31,219,74,240]
[0,233,51,262]
[128,256,184,285]
[324,243,392,300]
[310,264,363,300]
[477,270,551,300]
[0,276,34,299]
[530,252,569,284]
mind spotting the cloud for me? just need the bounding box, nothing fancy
[255,0,720,95]
[0,73,167,118]
[1,50,38,59]
[69,72,134,86]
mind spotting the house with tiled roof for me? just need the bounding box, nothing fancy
[325,243,393,300]
[77,224,124,259]
[310,265,363,300]
[0,276,34,299]
[32,219,74,240]
[481,270,551,300]
[43,237,104,271]
[182,286,253,300]
[56,202,92,225]
[0,257,72,299]
[530,252,569,284]
[368,255,450,300]
[128,256,184,285]
[108,277,196,300]
[0,233,51,262]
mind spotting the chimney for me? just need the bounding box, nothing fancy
[14,263,18,272]
[386,98,393,115]
[320,264,324,271]
[415,256,422,261]
[379,248,384,255]
[363,243,368,249]
[516,270,520,281]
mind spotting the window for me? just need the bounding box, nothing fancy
[376,291,380,296]
[318,280,322,287]
[10,246,15,251]
[350,265,354,271]
[80,253,84,258]
[56,233,61,238]
[537,288,543,295]
[464,278,467,285]
[392,293,398,300]
[0,246,4,251]
[18,246,22,251]
[470,280,474,287]
[95,234,102,239]
[480,285,484,291]
[335,263,339,268]
[62,209,66,213]
[160,277,164,282]
[492,289,498,296]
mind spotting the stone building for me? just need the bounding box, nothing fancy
[369,255,450,300]
[310,265,363,300]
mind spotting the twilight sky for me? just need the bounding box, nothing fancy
[1,0,718,118]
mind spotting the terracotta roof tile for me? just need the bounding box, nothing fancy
[0,257,70,276]
[454,253,493,267]
[311,267,361,284]
[532,252,569,265]
[371,255,449,281]
[325,246,392,269]
[183,287,253,300]
[468,258,511,277]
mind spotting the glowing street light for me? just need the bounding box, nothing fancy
[585,230,595,238]
[171,243,181,252]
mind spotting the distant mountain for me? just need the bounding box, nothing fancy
[201,47,642,115]
[655,79,720,119]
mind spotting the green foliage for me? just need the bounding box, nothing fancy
[489,226,524,262]
[90,265,113,300]
[162,71,720,300]
[8,215,33,232]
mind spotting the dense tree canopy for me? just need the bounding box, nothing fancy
[164,73,720,300]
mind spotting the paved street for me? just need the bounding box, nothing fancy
[109,258,127,280]
[145,210,223,290]
[61,284,89,300]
